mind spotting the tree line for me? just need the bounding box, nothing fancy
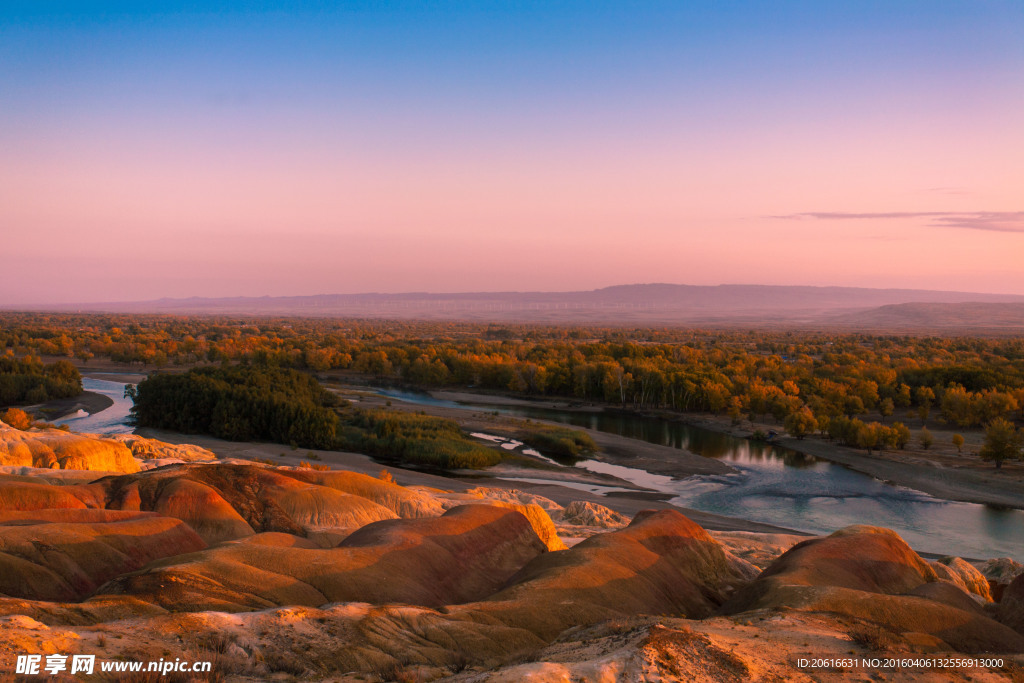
[128,363,503,469]
[5,313,1024,435]
[0,355,82,407]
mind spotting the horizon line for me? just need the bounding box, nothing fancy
[6,281,1024,310]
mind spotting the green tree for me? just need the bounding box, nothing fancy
[940,384,975,428]
[979,418,1022,469]
[783,406,817,440]
[978,390,1018,424]
[916,386,935,423]
[856,421,881,453]
[727,396,743,425]
[891,422,911,450]
[878,424,901,451]
[843,395,865,418]
[879,397,894,422]
[815,412,831,437]
[895,383,912,409]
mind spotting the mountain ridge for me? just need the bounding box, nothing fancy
[10,284,1024,329]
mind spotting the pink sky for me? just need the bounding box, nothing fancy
[1,3,1022,304]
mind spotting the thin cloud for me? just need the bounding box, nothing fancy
[931,212,1024,232]
[773,211,1024,233]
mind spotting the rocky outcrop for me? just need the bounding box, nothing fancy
[722,525,1024,654]
[104,434,216,463]
[980,557,1024,602]
[277,468,445,518]
[408,483,566,551]
[460,509,755,641]
[0,424,139,473]
[478,500,566,551]
[707,530,808,570]
[146,478,255,545]
[0,491,1020,680]
[995,573,1024,634]
[459,486,564,513]
[283,509,763,671]
[0,515,205,601]
[930,556,991,601]
[99,504,548,612]
[560,500,630,528]
[0,464,403,546]
[1,452,1021,680]
[96,464,398,542]
[725,526,939,606]
[0,476,90,511]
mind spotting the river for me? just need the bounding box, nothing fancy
[376,389,1024,561]
[60,380,1023,561]
[55,377,136,435]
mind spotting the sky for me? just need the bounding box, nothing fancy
[1,1,1022,305]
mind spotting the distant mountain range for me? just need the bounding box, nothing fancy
[20,284,1024,331]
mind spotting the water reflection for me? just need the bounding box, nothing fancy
[377,388,1024,561]
[55,378,134,434]
[378,390,816,468]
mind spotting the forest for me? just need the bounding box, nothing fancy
[129,365,341,449]
[129,364,506,468]
[3,313,1023,457]
[0,355,82,407]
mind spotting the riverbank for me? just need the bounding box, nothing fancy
[136,426,800,535]
[79,371,147,384]
[353,389,735,478]
[673,412,1024,511]
[395,386,1024,511]
[28,390,113,420]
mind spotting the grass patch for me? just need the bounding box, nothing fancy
[337,408,500,470]
[517,425,596,461]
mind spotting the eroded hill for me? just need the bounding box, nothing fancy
[0,445,1022,681]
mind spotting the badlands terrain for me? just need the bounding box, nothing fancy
[1,420,1023,682]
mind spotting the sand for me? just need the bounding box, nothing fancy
[29,391,113,420]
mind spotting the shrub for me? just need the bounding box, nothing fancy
[336,408,500,469]
[518,426,596,460]
[1,407,32,430]
[0,356,82,407]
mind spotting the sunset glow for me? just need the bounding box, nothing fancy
[2,1,1022,304]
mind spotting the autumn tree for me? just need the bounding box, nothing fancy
[919,426,933,450]
[879,397,894,422]
[843,395,865,418]
[940,385,974,427]
[951,434,964,454]
[978,390,1018,424]
[979,418,1022,469]
[783,406,817,439]
[891,422,911,450]
[727,396,743,425]
[895,383,912,409]
[1,407,32,430]
[856,421,881,453]
[916,386,935,423]
[815,412,831,437]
